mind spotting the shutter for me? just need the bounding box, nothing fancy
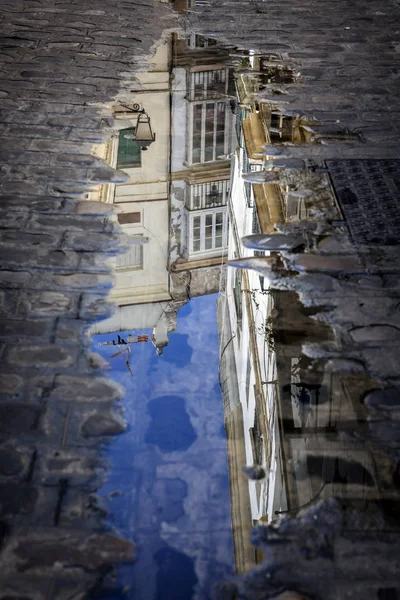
[117,129,141,168]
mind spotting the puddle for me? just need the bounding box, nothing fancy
[85,19,400,600]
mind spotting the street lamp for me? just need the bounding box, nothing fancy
[123,111,156,150]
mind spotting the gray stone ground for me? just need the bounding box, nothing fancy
[1,0,400,598]
[189,0,400,159]
[0,1,178,597]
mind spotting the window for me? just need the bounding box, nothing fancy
[188,69,228,101]
[189,101,230,164]
[186,180,230,210]
[118,212,141,225]
[186,34,217,49]
[117,128,141,168]
[187,209,228,254]
[116,236,143,270]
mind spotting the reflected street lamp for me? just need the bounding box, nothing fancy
[123,111,156,150]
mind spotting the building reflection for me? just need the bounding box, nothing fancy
[87,23,397,584]
[90,31,236,350]
[220,49,395,576]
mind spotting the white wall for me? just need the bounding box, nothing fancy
[225,150,282,523]
[110,199,170,305]
[171,67,187,173]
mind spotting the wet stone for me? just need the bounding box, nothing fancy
[6,345,75,369]
[212,581,238,600]
[0,404,42,435]
[23,291,73,315]
[286,252,364,273]
[0,374,23,394]
[364,388,400,411]
[0,448,25,476]
[0,318,51,340]
[350,325,400,344]
[0,483,38,516]
[12,532,135,571]
[0,271,31,289]
[50,375,124,403]
[81,412,126,437]
[369,421,400,445]
[41,452,100,485]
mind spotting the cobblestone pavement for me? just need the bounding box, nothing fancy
[190,0,400,160]
[0,1,177,597]
[1,0,400,598]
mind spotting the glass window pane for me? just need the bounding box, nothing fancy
[117,129,141,168]
[192,105,202,163]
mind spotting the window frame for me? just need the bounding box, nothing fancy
[187,100,231,165]
[186,208,228,255]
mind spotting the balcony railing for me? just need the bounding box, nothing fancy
[188,0,210,7]
[186,180,229,210]
[188,69,228,101]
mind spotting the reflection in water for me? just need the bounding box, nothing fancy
[145,395,197,452]
[88,14,400,599]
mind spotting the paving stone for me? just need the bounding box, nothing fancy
[55,319,90,345]
[0,271,31,289]
[363,388,400,411]
[0,448,25,476]
[0,403,42,435]
[19,292,75,317]
[40,451,100,486]
[50,375,124,403]
[81,412,126,437]
[0,318,52,340]
[9,530,135,571]
[350,325,400,344]
[5,345,76,369]
[0,483,38,516]
[286,252,364,273]
[0,373,23,394]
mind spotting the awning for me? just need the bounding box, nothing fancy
[253,183,285,233]
[242,112,268,160]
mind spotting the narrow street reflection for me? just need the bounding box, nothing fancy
[87,19,397,599]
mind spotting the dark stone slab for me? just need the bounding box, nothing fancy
[363,388,400,410]
[326,160,400,245]
[81,413,126,437]
[0,404,42,435]
[0,448,25,476]
[0,483,38,516]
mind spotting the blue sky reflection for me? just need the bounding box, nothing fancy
[92,294,234,599]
